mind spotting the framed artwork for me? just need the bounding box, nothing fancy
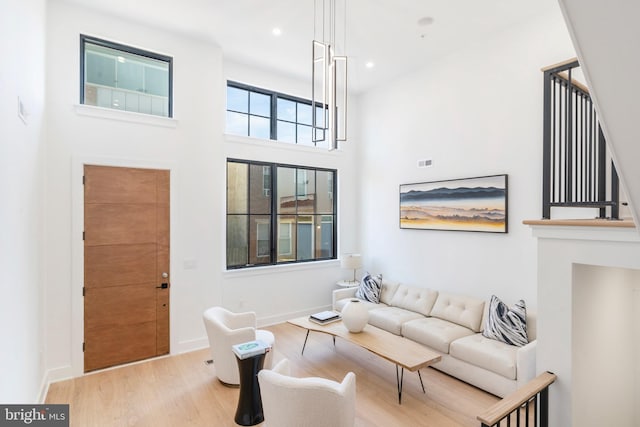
[399,174,508,233]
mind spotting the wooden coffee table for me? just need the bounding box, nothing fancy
[287,316,441,404]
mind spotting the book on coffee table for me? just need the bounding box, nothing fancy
[309,310,341,325]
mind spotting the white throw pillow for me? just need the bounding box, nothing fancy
[482,295,528,347]
[355,273,382,303]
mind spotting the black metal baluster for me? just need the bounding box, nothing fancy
[597,124,606,217]
[543,71,552,218]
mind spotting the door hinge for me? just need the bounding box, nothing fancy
[82,175,85,185]
[82,287,85,297]
[82,342,85,352]
[82,231,85,241]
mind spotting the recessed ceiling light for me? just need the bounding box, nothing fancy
[417,16,434,26]
[365,61,375,69]
[272,28,282,36]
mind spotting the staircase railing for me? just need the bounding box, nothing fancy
[542,58,619,219]
[477,372,557,427]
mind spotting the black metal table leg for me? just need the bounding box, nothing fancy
[396,365,404,404]
[301,330,310,355]
[418,370,425,393]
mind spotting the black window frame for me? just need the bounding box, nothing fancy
[226,158,337,270]
[226,81,326,145]
[80,34,174,118]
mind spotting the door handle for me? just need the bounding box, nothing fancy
[157,272,169,289]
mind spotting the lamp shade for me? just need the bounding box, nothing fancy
[341,254,362,270]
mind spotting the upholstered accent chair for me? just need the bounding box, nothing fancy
[257,358,356,427]
[202,306,275,386]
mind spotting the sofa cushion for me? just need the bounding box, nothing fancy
[482,295,528,347]
[355,273,383,303]
[367,307,424,336]
[389,284,439,317]
[430,292,485,332]
[379,280,401,305]
[450,333,518,380]
[335,298,386,312]
[401,317,475,354]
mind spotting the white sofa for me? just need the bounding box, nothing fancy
[332,280,536,398]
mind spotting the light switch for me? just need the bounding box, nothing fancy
[183,259,198,269]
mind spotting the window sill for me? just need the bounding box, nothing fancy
[223,259,340,279]
[224,133,342,154]
[74,104,179,128]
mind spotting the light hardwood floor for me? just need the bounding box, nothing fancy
[46,322,499,426]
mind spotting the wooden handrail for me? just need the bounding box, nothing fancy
[556,71,590,94]
[523,218,634,228]
[540,57,578,72]
[477,372,557,426]
[541,58,590,96]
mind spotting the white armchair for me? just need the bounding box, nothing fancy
[202,306,275,386]
[257,359,356,427]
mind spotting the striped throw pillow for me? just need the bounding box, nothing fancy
[482,295,528,347]
[355,273,382,303]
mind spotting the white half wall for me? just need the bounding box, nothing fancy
[357,7,574,307]
[533,225,640,426]
[0,0,47,403]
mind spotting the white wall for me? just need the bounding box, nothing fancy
[221,61,361,323]
[45,0,359,380]
[573,264,638,427]
[0,0,47,402]
[357,9,574,307]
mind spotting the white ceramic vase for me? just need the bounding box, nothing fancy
[341,299,369,333]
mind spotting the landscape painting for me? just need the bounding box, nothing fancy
[400,174,508,233]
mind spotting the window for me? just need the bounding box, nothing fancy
[262,166,271,197]
[226,85,271,139]
[80,35,173,117]
[277,223,292,256]
[256,222,270,258]
[226,81,327,147]
[226,159,337,269]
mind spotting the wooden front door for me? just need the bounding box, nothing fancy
[83,165,170,372]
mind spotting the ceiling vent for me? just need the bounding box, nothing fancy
[417,159,432,168]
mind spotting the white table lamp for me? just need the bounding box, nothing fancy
[341,254,362,283]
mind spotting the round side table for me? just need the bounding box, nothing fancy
[336,280,359,288]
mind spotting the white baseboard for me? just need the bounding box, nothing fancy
[37,371,50,404]
[46,365,75,384]
[38,365,74,403]
[175,337,209,354]
[258,305,332,327]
